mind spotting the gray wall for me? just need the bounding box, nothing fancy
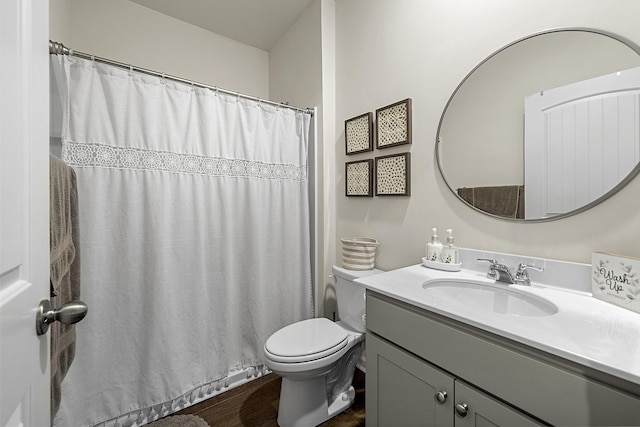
[50,0,269,98]
[335,0,640,277]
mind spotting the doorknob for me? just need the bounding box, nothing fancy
[36,299,88,335]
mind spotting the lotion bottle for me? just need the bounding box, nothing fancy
[426,228,443,262]
[441,228,459,264]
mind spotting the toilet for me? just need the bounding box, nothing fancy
[263,265,383,427]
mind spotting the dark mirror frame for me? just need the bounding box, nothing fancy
[436,28,640,222]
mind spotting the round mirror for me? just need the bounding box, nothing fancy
[436,28,640,221]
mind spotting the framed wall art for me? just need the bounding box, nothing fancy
[376,98,412,149]
[375,152,411,196]
[345,112,374,155]
[345,159,374,197]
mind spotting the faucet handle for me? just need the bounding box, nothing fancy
[516,263,544,274]
[477,258,499,280]
[514,263,544,285]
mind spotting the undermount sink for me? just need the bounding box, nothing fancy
[421,278,558,317]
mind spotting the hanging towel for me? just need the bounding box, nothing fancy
[49,155,81,419]
[457,185,524,219]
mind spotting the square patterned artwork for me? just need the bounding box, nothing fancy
[345,112,373,155]
[376,98,412,149]
[345,159,373,197]
[375,153,410,196]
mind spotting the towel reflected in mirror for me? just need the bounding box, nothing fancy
[457,185,524,219]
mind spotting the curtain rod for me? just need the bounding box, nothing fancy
[49,40,313,115]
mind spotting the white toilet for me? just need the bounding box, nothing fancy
[263,265,383,427]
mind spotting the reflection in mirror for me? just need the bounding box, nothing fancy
[437,29,640,221]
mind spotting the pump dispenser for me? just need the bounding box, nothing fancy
[441,228,459,264]
[426,228,443,262]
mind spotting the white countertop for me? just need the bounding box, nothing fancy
[356,262,640,386]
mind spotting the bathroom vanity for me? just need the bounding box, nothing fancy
[357,249,640,426]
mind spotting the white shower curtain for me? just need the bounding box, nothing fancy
[51,55,313,426]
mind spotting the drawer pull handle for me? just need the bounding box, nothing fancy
[434,390,447,404]
[455,402,469,417]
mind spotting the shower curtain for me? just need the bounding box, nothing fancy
[50,55,313,426]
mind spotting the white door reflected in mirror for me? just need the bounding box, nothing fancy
[524,66,640,219]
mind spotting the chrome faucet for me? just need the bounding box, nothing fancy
[477,259,544,286]
[478,258,515,284]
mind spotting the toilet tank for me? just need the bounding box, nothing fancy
[332,265,384,332]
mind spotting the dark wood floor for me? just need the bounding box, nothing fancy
[174,369,366,426]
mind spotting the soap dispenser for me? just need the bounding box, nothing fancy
[426,228,443,262]
[441,228,459,264]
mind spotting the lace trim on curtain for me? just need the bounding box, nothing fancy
[94,364,270,427]
[62,141,308,182]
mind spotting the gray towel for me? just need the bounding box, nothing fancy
[458,185,524,219]
[49,155,81,418]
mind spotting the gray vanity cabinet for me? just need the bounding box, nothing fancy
[367,333,540,426]
[365,291,640,426]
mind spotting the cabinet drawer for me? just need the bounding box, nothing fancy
[367,291,640,426]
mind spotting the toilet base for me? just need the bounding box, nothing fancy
[276,377,356,427]
[328,385,356,418]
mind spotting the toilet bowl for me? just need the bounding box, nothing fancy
[263,265,383,427]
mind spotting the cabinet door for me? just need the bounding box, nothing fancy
[454,381,542,427]
[367,333,454,427]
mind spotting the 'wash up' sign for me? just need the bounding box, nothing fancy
[592,252,640,314]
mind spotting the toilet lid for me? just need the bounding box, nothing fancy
[265,318,348,362]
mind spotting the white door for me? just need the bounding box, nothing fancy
[0,1,50,426]
[524,66,640,219]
